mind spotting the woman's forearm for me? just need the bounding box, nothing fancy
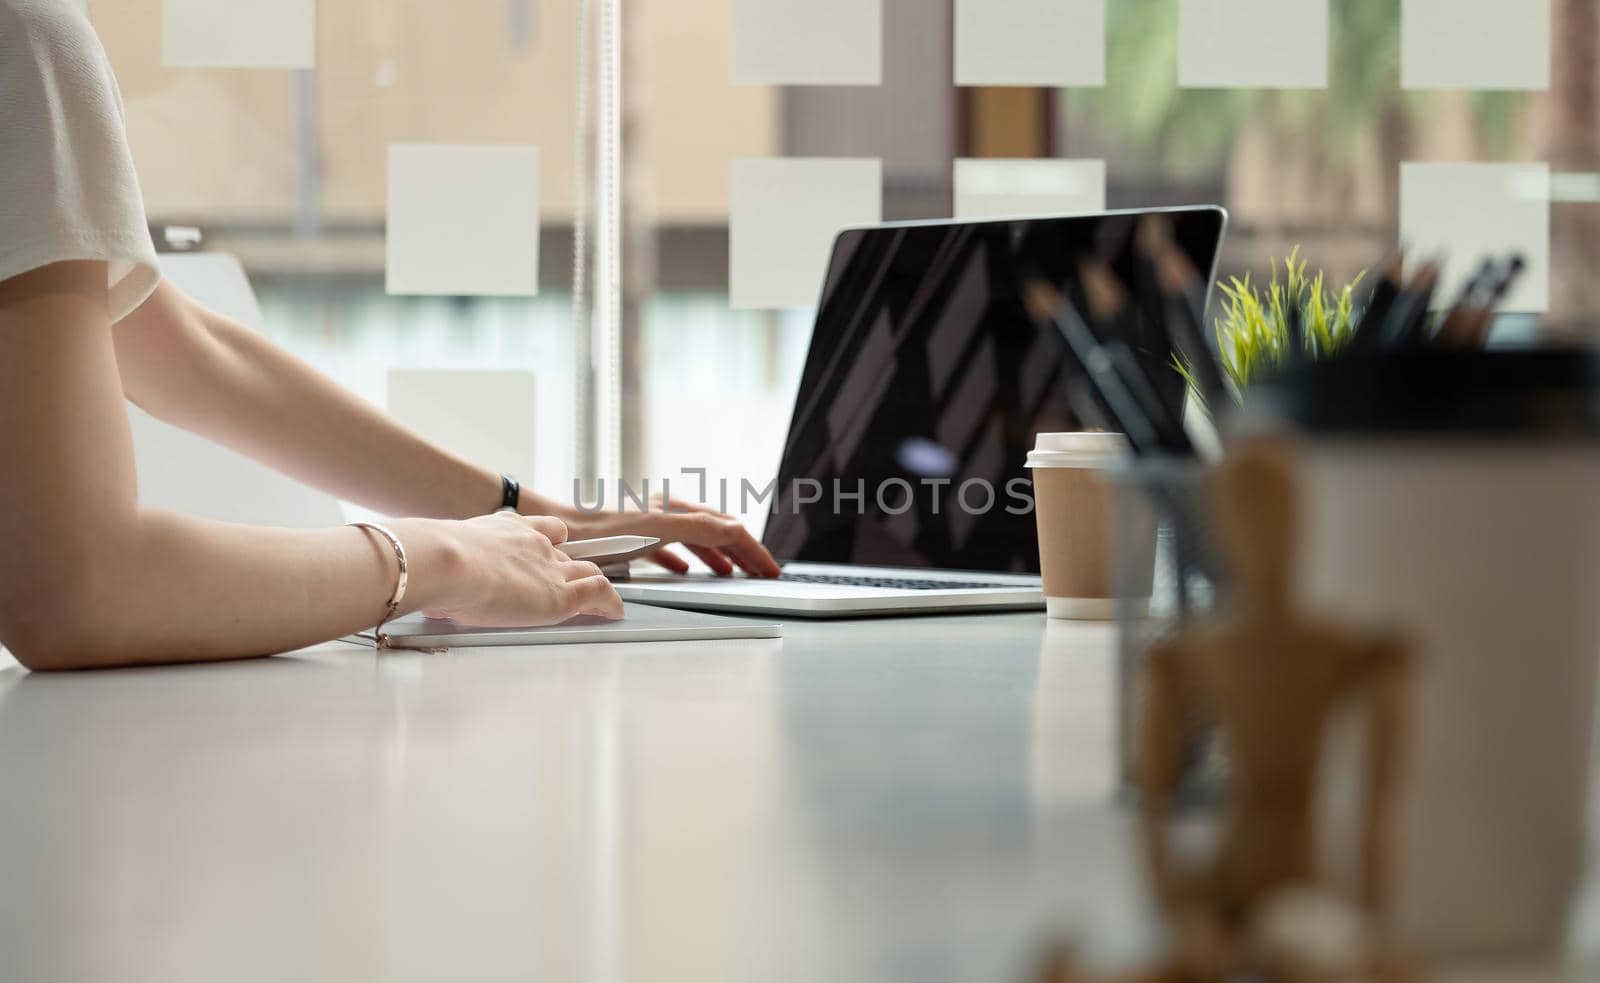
[114,280,507,520]
[12,509,462,670]
[3,269,451,668]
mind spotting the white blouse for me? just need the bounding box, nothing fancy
[0,0,160,321]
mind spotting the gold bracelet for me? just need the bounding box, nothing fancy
[350,522,408,649]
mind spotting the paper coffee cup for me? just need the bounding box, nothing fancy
[1301,443,1600,960]
[1027,432,1149,620]
[1249,350,1600,961]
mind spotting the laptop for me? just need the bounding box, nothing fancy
[615,207,1228,617]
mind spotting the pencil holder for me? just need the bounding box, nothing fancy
[1106,456,1226,804]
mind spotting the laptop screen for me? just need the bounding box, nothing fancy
[762,207,1226,574]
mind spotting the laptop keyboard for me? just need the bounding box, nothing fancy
[779,572,1020,591]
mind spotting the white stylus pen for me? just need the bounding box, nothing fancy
[557,536,660,564]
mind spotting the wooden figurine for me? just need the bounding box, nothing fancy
[1134,441,1413,982]
[1037,443,1414,983]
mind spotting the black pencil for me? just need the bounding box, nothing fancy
[1381,262,1440,348]
[1433,258,1500,346]
[1460,254,1526,348]
[1146,241,1228,408]
[1023,279,1163,455]
[1105,339,1193,454]
[1348,251,1405,352]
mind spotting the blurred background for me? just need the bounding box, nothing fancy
[87,0,1600,508]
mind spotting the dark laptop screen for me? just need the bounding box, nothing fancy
[762,208,1226,573]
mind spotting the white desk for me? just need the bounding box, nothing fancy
[0,615,1592,982]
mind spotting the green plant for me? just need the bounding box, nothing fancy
[1183,248,1365,401]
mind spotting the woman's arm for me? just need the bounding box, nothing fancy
[113,279,505,519]
[0,263,621,671]
[112,278,781,576]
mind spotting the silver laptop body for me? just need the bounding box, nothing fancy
[616,563,1047,617]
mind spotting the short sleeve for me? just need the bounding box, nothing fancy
[0,0,160,322]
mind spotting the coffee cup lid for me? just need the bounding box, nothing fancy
[1026,431,1129,468]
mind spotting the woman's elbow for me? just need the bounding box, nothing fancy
[0,592,119,672]
[4,634,80,672]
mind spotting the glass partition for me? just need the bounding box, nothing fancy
[87,0,1598,520]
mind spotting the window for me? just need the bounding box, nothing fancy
[90,0,1599,518]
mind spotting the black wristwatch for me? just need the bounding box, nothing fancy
[499,473,521,513]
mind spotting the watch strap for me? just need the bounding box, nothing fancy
[499,473,521,513]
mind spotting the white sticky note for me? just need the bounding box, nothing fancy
[731,0,882,86]
[386,144,540,297]
[1179,0,1327,88]
[954,159,1105,219]
[387,370,539,483]
[1551,171,1600,203]
[162,0,316,69]
[1400,162,1550,313]
[730,158,881,310]
[953,0,1107,87]
[1403,0,1549,90]
[955,0,1105,88]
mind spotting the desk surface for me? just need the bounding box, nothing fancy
[0,614,1592,982]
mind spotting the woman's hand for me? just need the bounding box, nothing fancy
[529,495,781,579]
[396,513,624,625]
